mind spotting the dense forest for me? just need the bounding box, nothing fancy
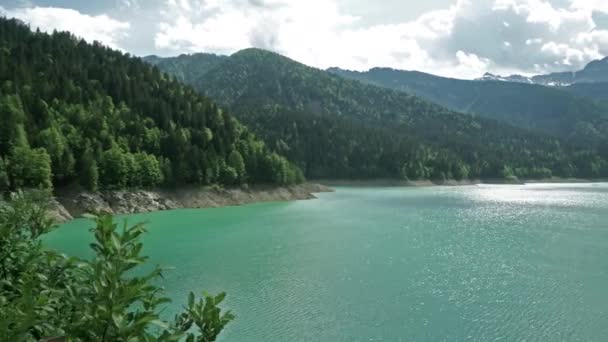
[145,52,227,85]
[0,18,303,193]
[149,48,608,181]
[329,67,608,144]
[564,82,608,105]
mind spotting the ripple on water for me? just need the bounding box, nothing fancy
[45,184,608,341]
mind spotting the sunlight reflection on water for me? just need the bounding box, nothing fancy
[47,183,608,341]
[462,183,608,209]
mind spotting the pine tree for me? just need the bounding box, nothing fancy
[0,18,305,191]
[0,157,9,192]
[79,146,99,192]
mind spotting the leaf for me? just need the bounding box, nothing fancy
[112,313,124,327]
[149,320,169,329]
[111,234,121,251]
[188,292,195,308]
[214,292,226,304]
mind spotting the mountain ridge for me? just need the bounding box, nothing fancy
[329,66,608,144]
[476,56,608,86]
[147,47,608,180]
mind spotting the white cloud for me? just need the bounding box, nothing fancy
[541,41,588,64]
[456,50,491,73]
[0,6,130,50]
[155,0,358,56]
[526,38,543,45]
[570,0,608,13]
[155,0,479,77]
[7,0,608,79]
[92,0,608,77]
[121,0,140,10]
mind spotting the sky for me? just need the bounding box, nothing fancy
[2,0,608,79]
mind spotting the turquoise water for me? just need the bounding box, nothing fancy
[44,184,608,341]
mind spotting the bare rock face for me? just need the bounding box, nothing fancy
[52,184,334,223]
[47,198,74,222]
[104,191,178,214]
[63,193,112,218]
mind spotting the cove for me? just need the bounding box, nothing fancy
[44,184,608,341]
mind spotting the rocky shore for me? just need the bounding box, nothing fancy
[50,183,333,223]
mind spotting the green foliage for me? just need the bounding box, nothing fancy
[143,53,228,85]
[0,94,26,154]
[8,145,53,189]
[135,152,164,188]
[330,67,608,145]
[565,82,608,105]
[452,162,470,181]
[227,150,246,184]
[500,165,516,180]
[175,292,234,342]
[100,146,128,189]
[151,48,608,181]
[37,124,75,182]
[79,146,99,192]
[0,191,68,341]
[220,164,239,185]
[0,192,234,341]
[0,157,8,192]
[0,18,303,192]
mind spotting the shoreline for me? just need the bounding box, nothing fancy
[50,183,334,223]
[315,178,607,187]
[49,178,607,223]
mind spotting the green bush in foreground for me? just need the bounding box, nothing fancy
[0,191,234,341]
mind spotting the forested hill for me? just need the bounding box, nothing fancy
[144,52,227,85]
[329,67,608,144]
[150,48,608,180]
[0,18,303,193]
[563,82,608,105]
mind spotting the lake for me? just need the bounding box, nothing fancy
[44,184,608,341]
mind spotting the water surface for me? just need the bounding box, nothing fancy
[45,184,608,341]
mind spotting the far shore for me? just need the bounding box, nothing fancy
[315,178,607,187]
[49,178,607,223]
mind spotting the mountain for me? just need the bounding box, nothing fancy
[329,67,608,144]
[478,72,533,84]
[534,57,608,85]
[563,82,608,104]
[476,57,608,86]
[475,58,608,104]
[148,48,608,181]
[0,18,302,192]
[143,53,227,84]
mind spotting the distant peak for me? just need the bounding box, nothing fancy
[232,47,277,57]
[584,57,608,69]
[477,72,532,84]
[477,72,503,81]
[369,67,399,72]
[229,48,304,67]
